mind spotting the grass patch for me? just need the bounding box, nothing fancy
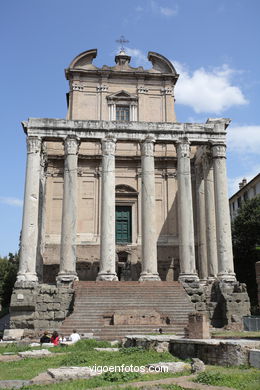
[18,371,191,390]
[0,339,181,381]
[195,366,260,390]
[0,343,43,355]
[211,330,260,339]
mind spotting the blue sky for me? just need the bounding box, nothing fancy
[0,0,259,255]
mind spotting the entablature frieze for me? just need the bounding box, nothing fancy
[22,118,229,145]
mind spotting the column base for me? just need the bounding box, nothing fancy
[16,272,38,283]
[207,276,217,282]
[96,272,118,281]
[139,272,161,281]
[199,278,208,286]
[178,273,199,283]
[56,272,79,283]
[217,272,236,282]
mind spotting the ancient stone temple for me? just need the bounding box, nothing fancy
[10,49,250,337]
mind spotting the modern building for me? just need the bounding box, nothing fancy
[229,174,260,221]
[10,48,250,337]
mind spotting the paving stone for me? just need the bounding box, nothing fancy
[0,380,30,389]
[146,361,190,373]
[18,349,52,358]
[94,347,120,352]
[191,358,205,373]
[47,366,102,380]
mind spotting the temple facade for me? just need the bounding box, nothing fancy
[10,49,250,334]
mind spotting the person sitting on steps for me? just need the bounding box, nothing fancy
[40,330,50,344]
[50,331,60,346]
[69,329,81,343]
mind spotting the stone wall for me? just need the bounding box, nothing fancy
[10,282,74,335]
[181,279,250,328]
[124,335,260,367]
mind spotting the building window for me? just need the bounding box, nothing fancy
[116,105,129,121]
[237,197,241,208]
[116,205,132,243]
[243,191,248,202]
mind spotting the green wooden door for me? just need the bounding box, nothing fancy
[116,206,132,243]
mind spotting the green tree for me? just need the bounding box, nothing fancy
[0,253,19,311]
[232,196,260,311]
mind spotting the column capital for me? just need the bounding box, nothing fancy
[176,138,190,158]
[27,136,41,154]
[211,142,227,158]
[64,136,80,155]
[101,136,116,156]
[141,136,155,157]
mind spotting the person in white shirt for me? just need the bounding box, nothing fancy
[69,329,81,343]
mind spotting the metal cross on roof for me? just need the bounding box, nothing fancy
[116,35,129,51]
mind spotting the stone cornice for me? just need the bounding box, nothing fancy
[22,118,229,144]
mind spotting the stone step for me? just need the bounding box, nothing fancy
[59,281,194,339]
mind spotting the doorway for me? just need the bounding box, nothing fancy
[115,205,132,244]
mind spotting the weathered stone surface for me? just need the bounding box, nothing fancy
[188,312,210,339]
[3,329,24,341]
[176,140,198,282]
[249,349,260,369]
[96,137,118,281]
[146,361,189,373]
[154,341,169,353]
[18,349,52,358]
[114,310,161,325]
[81,333,94,339]
[139,137,160,281]
[191,358,205,373]
[0,380,30,389]
[47,366,101,380]
[110,340,119,346]
[169,338,260,366]
[10,283,74,333]
[94,348,119,352]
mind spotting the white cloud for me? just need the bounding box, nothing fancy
[151,1,178,17]
[173,62,248,113]
[159,6,178,16]
[227,125,260,154]
[135,6,143,12]
[0,197,23,207]
[125,47,149,66]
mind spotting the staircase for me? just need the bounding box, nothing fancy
[60,281,194,340]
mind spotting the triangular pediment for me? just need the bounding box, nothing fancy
[107,90,137,100]
[116,184,138,194]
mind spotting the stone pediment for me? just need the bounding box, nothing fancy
[66,49,179,79]
[116,184,138,195]
[107,90,137,101]
[67,49,98,71]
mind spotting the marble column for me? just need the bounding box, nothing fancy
[97,136,118,281]
[139,136,160,281]
[17,137,42,282]
[176,139,199,282]
[195,163,208,281]
[211,143,236,281]
[57,136,79,282]
[203,153,218,279]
